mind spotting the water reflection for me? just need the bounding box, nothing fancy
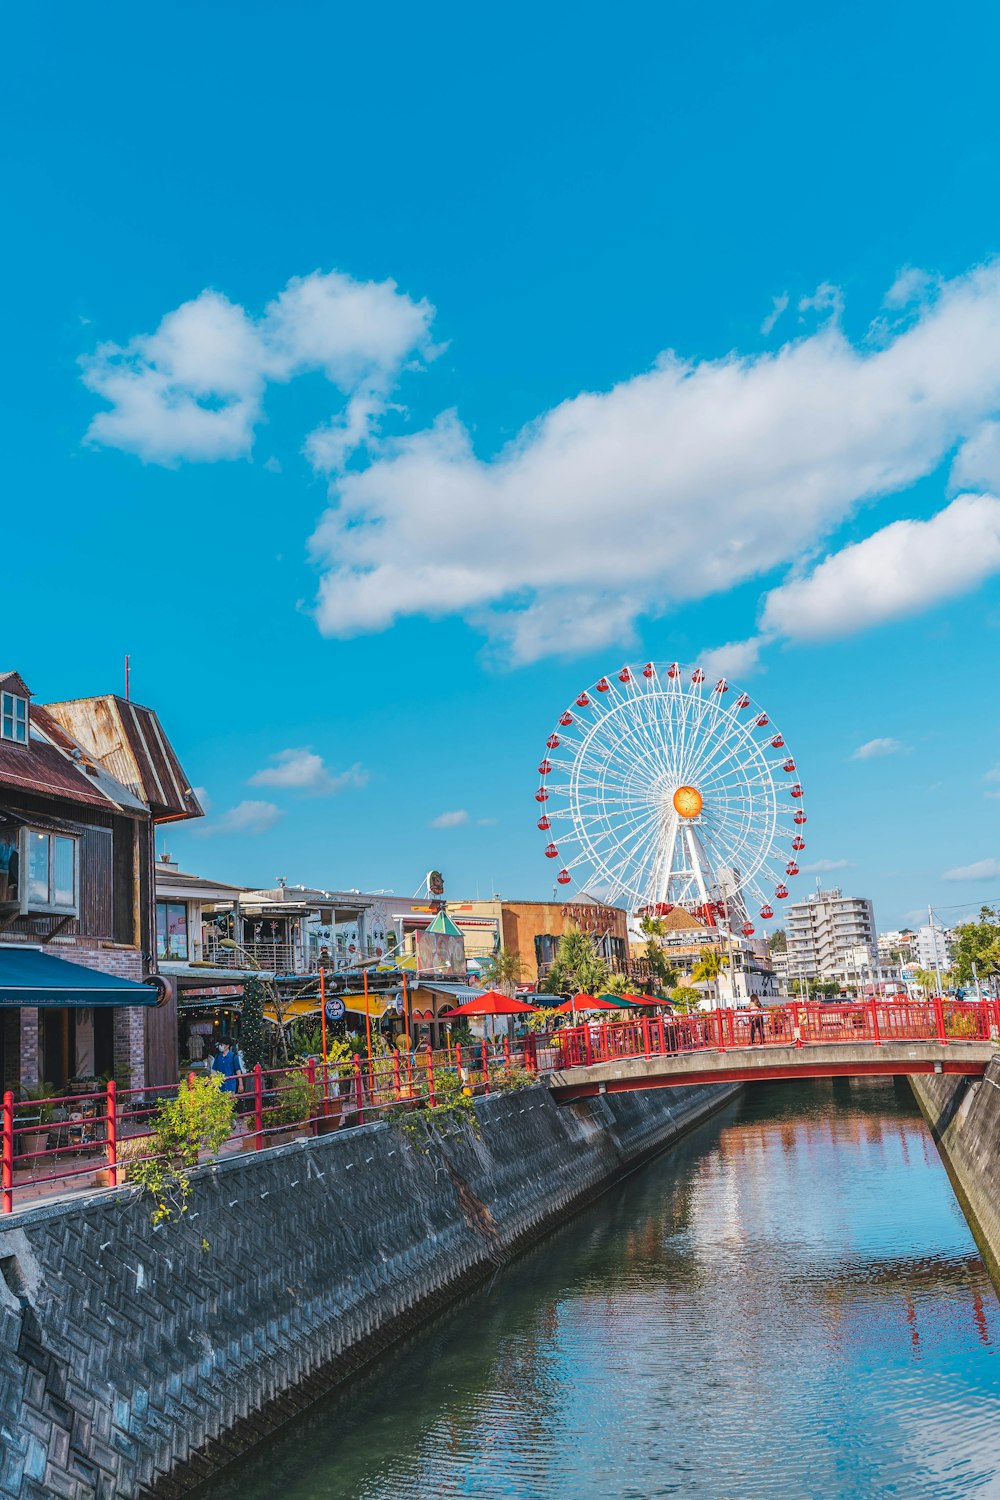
[205,1079,999,1500]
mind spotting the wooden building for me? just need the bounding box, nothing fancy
[0,674,201,1091]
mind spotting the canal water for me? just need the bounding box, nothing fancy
[206,1080,1000,1499]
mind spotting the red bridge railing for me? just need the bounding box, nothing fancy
[0,1037,536,1217]
[551,998,1000,1069]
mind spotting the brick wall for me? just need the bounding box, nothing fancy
[0,1080,740,1499]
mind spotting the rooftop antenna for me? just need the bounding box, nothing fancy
[124,654,130,702]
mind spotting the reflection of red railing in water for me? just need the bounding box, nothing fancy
[550,998,1000,1069]
[0,1036,535,1216]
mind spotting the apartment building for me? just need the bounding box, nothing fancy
[786,887,877,979]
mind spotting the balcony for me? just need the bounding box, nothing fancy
[204,940,298,974]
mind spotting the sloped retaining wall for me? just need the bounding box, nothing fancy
[911,1056,1000,1284]
[0,1080,738,1500]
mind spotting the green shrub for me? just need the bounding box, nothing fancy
[131,1073,236,1225]
[265,1069,317,1129]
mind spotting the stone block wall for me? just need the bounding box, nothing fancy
[0,1080,738,1500]
[911,1057,1000,1282]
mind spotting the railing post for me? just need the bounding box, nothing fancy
[727,1009,735,1048]
[934,995,948,1046]
[253,1063,264,1150]
[353,1056,365,1124]
[106,1078,118,1187]
[427,1048,436,1107]
[393,1048,402,1100]
[584,1024,593,1067]
[715,1008,727,1052]
[2,1090,13,1215]
[306,1057,317,1133]
[658,1016,666,1055]
[642,1016,651,1059]
[868,998,882,1046]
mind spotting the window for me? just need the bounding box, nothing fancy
[156,901,189,960]
[0,693,27,745]
[20,829,78,914]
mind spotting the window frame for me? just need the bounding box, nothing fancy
[0,692,28,746]
[156,900,190,960]
[19,827,79,916]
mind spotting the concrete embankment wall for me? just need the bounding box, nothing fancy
[911,1056,1000,1283]
[0,1080,738,1500]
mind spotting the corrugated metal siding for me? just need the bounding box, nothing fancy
[79,825,114,938]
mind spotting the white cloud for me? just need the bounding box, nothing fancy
[86,258,1000,664]
[851,738,909,760]
[196,800,283,836]
[800,858,853,873]
[759,493,1000,642]
[82,270,435,469]
[309,260,1000,657]
[429,809,469,828]
[190,785,211,812]
[942,857,1000,882]
[761,293,789,335]
[248,748,369,795]
[699,637,765,681]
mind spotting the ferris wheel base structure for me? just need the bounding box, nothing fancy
[536,661,806,938]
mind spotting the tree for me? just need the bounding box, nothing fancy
[690,946,728,1001]
[239,974,268,1070]
[952,907,1000,985]
[544,927,610,997]
[670,985,701,1015]
[768,928,788,953]
[482,946,523,997]
[638,915,678,992]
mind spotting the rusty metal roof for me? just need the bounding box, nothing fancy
[43,695,203,823]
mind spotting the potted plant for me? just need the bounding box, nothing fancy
[14,1085,56,1162]
[248,1068,318,1149]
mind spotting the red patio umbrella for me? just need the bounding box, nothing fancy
[439,990,539,1017]
[552,995,622,1014]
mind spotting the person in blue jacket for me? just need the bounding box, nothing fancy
[212,1039,243,1094]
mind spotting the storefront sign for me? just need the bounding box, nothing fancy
[325,996,347,1022]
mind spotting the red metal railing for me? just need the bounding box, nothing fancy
[551,998,1000,1069]
[0,1037,537,1216]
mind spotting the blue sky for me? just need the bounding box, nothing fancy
[5,0,1000,928]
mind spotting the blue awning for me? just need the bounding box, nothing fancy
[0,946,158,1008]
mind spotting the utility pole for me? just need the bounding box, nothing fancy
[928,904,945,998]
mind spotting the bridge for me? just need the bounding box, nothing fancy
[545,999,999,1101]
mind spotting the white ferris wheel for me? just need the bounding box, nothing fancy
[535,662,806,935]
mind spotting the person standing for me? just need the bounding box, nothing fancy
[749,993,766,1045]
[212,1039,242,1094]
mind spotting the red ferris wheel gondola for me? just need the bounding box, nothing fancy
[775,884,789,899]
[667,663,679,678]
[741,922,755,937]
[535,788,549,803]
[770,734,785,748]
[794,811,807,825]
[544,843,559,859]
[576,693,591,708]
[538,759,552,775]
[537,815,551,830]
[560,711,573,726]
[782,759,796,774]
[546,733,560,749]
[735,693,751,708]
[557,869,571,885]
[714,678,728,693]
[756,713,769,727]
[789,783,803,798]
[596,677,610,692]
[785,861,799,876]
[791,835,805,851]
[760,904,775,920]
[691,668,705,684]
[643,662,656,678]
[618,667,632,683]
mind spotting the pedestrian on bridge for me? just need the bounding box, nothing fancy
[749,994,765,1045]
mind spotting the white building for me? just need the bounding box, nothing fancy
[785,887,877,979]
[877,928,917,963]
[916,923,952,973]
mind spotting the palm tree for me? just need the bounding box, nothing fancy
[482,946,523,997]
[544,927,610,998]
[690,946,729,1003]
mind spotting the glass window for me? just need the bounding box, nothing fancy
[21,829,78,912]
[156,901,189,959]
[0,693,28,744]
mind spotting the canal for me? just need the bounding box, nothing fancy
[205,1080,1000,1499]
